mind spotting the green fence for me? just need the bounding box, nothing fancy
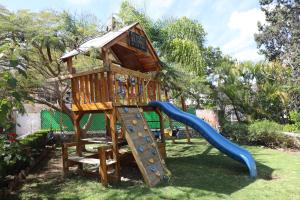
[41,107,196,132]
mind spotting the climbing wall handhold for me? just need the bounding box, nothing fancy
[148,158,154,163]
[155,171,161,177]
[127,125,134,133]
[138,145,144,153]
[138,132,143,137]
[132,119,137,125]
[136,113,142,119]
[149,165,157,172]
[123,107,129,113]
[151,149,156,155]
[144,136,151,143]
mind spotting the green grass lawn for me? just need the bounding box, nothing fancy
[12,139,300,200]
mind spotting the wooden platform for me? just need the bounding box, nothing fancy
[116,107,168,187]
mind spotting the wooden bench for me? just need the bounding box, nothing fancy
[62,142,118,186]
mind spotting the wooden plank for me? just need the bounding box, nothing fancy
[115,74,120,103]
[66,57,73,73]
[157,81,161,101]
[71,78,79,105]
[72,68,106,78]
[72,102,113,111]
[107,72,114,102]
[99,147,108,186]
[106,109,120,182]
[79,76,85,104]
[68,156,100,165]
[100,72,106,102]
[85,75,90,104]
[94,73,100,102]
[110,64,152,80]
[90,74,95,103]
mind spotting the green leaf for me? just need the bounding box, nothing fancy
[7,77,17,88]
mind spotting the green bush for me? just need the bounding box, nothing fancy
[19,130,49,151]
[221,122,249,143]
[288,111,300,131]
[282,124,299,133]
[0,138,29,180]
[248,120,297,148]
[0,130,49,182]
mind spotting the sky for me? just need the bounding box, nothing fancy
[0,0,266,62]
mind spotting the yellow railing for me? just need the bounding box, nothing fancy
[71,65,161,110]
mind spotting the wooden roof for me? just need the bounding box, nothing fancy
[61,22,161,72]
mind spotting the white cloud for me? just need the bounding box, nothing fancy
[67,0,92,5]
[228,8,265,34]
[221,8,265,61]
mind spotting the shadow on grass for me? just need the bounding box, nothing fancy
[8,142,275,199]
[8,151,66,200]
[162,148,274,195]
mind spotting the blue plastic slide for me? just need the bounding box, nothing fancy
[149,101,257,177]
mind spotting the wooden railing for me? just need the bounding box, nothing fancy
[71,65,161,111]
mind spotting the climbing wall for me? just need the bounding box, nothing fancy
[116,107,167,187]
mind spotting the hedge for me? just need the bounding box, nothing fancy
[0,130,50,183]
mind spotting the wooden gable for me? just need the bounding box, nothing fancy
[103,23,160,72]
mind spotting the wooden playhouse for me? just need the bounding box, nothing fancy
[60,22,169,187]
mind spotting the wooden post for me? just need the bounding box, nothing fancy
[74,112,83,156]
[157,81,161,101]
[156,109,165,143]
[165,90,175,144]
[105,109,120,182]
[66,57,73,74]
[102,49,114,102]
[181,96,191,143]
[62,144,69,176]
[99,147,108,187]
[105,115,111,138]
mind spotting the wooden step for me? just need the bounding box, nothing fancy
[68,156,100,165]
[107,169,115,175]
[106,159,117,166]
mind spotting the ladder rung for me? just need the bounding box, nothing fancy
[107,169,115,175]
[106,159,117,166]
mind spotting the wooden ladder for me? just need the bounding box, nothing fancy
[98,145,118,187]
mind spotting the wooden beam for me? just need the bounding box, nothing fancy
[66,57,73,74]
[156,108,165,143]
[110,64,152,80]
[181,96,191,143]
[72,102,113,111]
[74,112,84,156]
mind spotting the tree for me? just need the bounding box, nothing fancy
[118,1,209,107]
[211,58,290,123]
[0,7,103,134]
[255,0,300,108]
[0,71,27,131]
